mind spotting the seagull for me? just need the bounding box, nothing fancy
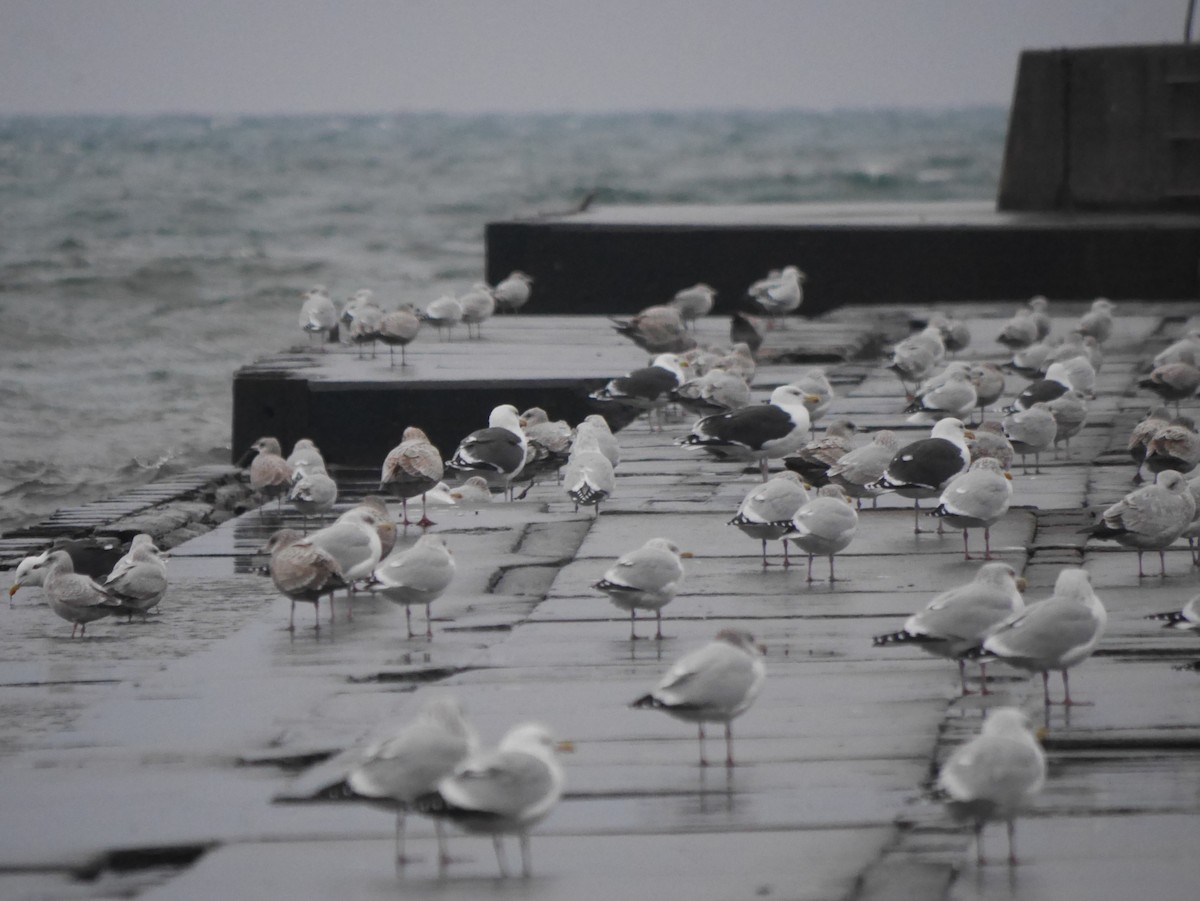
[304,507,385,619]
[996,309,1040,350]
[562,429,616,515]
[263,529,347,631]
[905,365,978,423]
[298,285,338,350]
[1153,327,1200,369]
[632,628,766,767]
[381,427,445,527]
[1076,298,1115,344]
[1026,295,1052,339]
[354,496,398,558]
[967,362,1006,422]
[782,419,858,488]
[937,707,1046,866]
[713,342,757,385]
[286,438,325,470]
[377,304,421,367]
[1004,360,1074,413]
[1145,594,1200,631]
[677,384,815,481]
[1044,390,1089,459]
[448,476,493,505]
[888,326,945,396]
[1138,362,1200,415]
[347,697,479,869]
[872,418,974,532]
[670,368,751,416]
[414,722,570,879]
[1001,402,1057,474]
[729,311,766,354]
[929,457,1013,559]
[1079,469,1196,577]
[728,471,810,567]
[446,405,528,499]
[825,429,900,508]
[515,407,573,494]
[589,353,689,431]
[101,536,169,621]
[1128,407,1172,481]
[8,537,124,603]
[422,294,463,339]
[238,436,294,512]
[930,314,971,356]
[459,283,496,339]
[609,304,697,353]
[1144,416,1200,476]
[784,484,859,582]
[370,534,456,638]
[969,421,1015,472]
[669,283,716,330]
[575,415,621,469]
[491,270,533,313]
[343,289,384,358]
[22,550,122,637]
[288,461,338,530]
[976,567,1107,705]
[593,538,689,640]
[874,561,1025,695]
[747,265,804,327]
[791,368,834,421]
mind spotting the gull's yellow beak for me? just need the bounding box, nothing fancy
[1035,726,1049,743]
[680,551,695,559]
[8,583,20,598]
[804,394,823,404]
[964,429,976,440]
[556,740,576,754]
[1015,576,1028,592]
[1004,471,1013,481]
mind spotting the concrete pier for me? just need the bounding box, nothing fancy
[3,302,1198,900]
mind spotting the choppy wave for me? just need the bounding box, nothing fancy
[0,109,1006,533]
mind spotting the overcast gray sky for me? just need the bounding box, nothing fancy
[0,0,1188,114]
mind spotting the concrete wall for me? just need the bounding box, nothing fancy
[999,44,1200,210]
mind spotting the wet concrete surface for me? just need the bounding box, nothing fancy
[2,303,1198,900]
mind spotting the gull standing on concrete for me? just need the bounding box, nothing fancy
[446,405,528,500]
[562,428,616,515]
[381,426,445,527]
[633,628,766,767]
[969,421,1016,472]
[515,407,574,494]
[678,384,815,481]
[370,534,456,638]
[872,418,974,532]
[286,438,325,470]
[288,461,338,531]
[609,304,697,354]
[996,308,1040,351]
[305,507,385,619]
[1079,469,1196,577]
[1001,402,1057,474]
[576,414,621,468]
[356,496,398,558]
[905,365,978,423]
[1005,360,1073,412]
[343,289,384,358]
[348,697,478,869]
[931,314,971,356]
[491,270,534,313]
[459,283,496,339]
[298,285,338,350]
[377,304,421,367]
[8,537,124,604]
[239,436,294,513]
[747,265,804,327]
[1044,390,1089,459]
[422,294,463,340]
[968,362,1006,422]
[1076,298,1116,344]
[888,325,945,397]
[102,535,169,621]
[874,562,1025,696]
[784,484,859,582]
[729,471,810,566]
[1138,362,1200,415]
[1153,327,1200,369]
[792,368,835,421]
[589,353,688,431]
[783,419,857,488]
[593,538,689,639]
[1144,416,1200,476]
[938,707,1046,866]
[929,457,1013,560]
[669,283,716,330]
[826,429,900,508]
[23,550,123,637]
[977,567,1107,705]
[670,368,751,416]
[263,529,347,630]
[415,723,570,879]
[1128,406,1171,481]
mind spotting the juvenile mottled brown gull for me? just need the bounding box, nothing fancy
[976,567,1106,705]
[874,561,1025,695]
[783,419,857,487]
[414,722,570,879]
[826,429,900,508]
[370,534,456,639]
[593,537,689,639]
[609,304,696,353]
[348,697,478,869]
[239,436,294,512]
[632,628,766,767]
[381,426,444,527]
[1079,469,1196,577]
[377,304,421,367]
[263,529,346,630]
[1144,416,1200,476]
[938,707,1046,866]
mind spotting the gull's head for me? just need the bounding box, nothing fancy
[715,628,766,656]
[1053,567,1094,600]
[488,404,523,431]
[980,706,1035,738]
[263,528,304,556]
[931,418,971,441]
[500,722,573,756]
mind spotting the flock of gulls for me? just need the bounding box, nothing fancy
[8,271,1200,878]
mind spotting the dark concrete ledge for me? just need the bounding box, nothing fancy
[485,201,1200,315]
